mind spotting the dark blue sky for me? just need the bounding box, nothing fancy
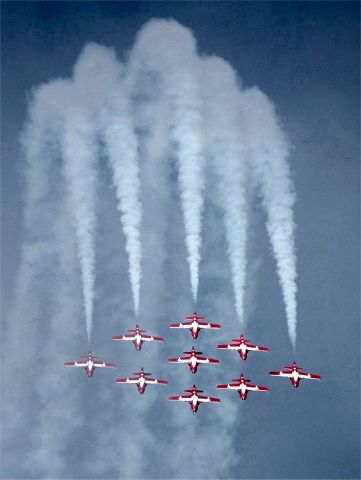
[1,2,360,479]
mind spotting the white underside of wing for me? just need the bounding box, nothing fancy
[198,397,211,402]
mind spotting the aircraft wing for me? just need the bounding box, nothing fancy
[168,356,191,363]
[145,378,168,385]
[217,383,239,389]
[246,344,269,352]
[115,377,139,384]
[64,361,88,367]
[112,334,136,341]
[197,395,220,403]
[168,395,192,401]
[196,356,219,364]
[141,335,164,342]
[217,344,238,350]
[197,321,221,329]
[298,372,321,380]
[270,370,293,378]
[93,361,116,368]
[169,322,193,329]
[246,384,268,392]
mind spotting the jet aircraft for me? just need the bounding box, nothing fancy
[168,346,219,374]
[112,325,164,351]
[217,334,269,360]
[269,362,321,388]
[64,352,116,377]
[169,312,221,339]
[115,367,168,394]
[217,373,268,401]
[169,384,220,413]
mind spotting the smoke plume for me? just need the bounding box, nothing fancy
[241,87,297,347]
[202,57,249,323]
[130,20,205,304]
[101,83,142,317]
[61,107,97,339]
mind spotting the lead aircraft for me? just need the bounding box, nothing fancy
[115,367,168,394]
[112,325,164,351]
[169,312,221,339]
[217,373,268,401]
[64,352,116,377]
[217,334,269,360]
[168,346,219,374]
[269,361,321,388]
[169,384,220,413]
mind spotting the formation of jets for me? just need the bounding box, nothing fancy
[64,311,321,412]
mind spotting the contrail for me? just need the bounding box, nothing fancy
[241,87,297,348]
[130,19,205,304]
[202,57,248,323]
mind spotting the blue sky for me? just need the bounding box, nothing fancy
[1,2,360,479]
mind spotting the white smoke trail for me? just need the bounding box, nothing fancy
[241,87,297,347]
[130,19,205,304]
[60,44,126,338]
[101,84,142,317]
[61,106,97,340]
[202,57,248,323]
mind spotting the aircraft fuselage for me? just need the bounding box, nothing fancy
[85,359,95,377]
[133,333,143,351]
[137,376,146,394]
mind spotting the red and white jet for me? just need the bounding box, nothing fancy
[269,362,321,389]
[169,384,220,413]
[64,352,116,377]
[115,367,168,394]
[217,334,269,360]
[217,373,269,401]
[168,312,221,339]
[168,346,219,374]
[112,324,164,351]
